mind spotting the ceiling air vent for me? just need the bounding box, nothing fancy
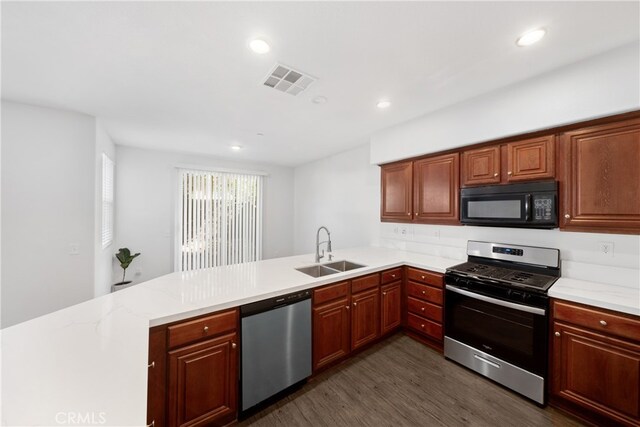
[263,63,316,96]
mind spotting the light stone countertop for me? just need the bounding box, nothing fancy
[1,245,637,426]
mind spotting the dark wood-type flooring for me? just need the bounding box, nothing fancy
[239,334,584,426]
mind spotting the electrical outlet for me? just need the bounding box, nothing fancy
[69,243,79,255]
[598,241,614,257]
[393,227,399,235]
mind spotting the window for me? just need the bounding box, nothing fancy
[177,169,263,271]
[101,153,115,248]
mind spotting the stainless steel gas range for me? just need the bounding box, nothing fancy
[444,241,560,405]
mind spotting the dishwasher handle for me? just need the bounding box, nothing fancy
[241,290,311,317]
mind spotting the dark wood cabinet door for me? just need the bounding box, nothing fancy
[313,298,350,371]
[381,161,413,222]
[506,135,555,182]
[559,118,640,234]
[552,322,640,426]
[148,327,167,427]
[351,288,380,350]
[168,333,238,427]
[413,153,460,224]
[380,282,401,335]
[461,146,501,186]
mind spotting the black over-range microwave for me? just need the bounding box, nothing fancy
[460,181,558,228]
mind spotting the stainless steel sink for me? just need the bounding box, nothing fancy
[295,264,341,278]
[323,260,367,272]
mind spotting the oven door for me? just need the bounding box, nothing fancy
[444,285,548,376]
[460,193,531,225]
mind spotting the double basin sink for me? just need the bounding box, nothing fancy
[295,260,366,278]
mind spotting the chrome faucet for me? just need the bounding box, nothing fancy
[315,226,333,263]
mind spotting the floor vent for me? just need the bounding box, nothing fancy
[263,63,316,96]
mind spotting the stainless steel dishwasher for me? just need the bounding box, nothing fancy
[240,289,312,415]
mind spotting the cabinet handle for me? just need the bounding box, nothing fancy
[420,324,425,329]
[555,332,561,337]
[564,214,570,219]
[391,274,396,278]
[422,290,426,295]
[421,275,425,280]
[407,212,411,216]
[203,326,209,333]
[345,305,350,310]
[600,320,608,326]
[232,342,237,349]
[493,172,499,177]
[507,171,512,175]
[383,292,387,296]
[148,361,155,369]
[353,302,357,306]
[147,421,155,427]
[415,212,418,216]
[421,307,425,312]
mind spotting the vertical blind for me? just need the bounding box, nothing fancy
[177,169,263,271]
[101,153,115,248]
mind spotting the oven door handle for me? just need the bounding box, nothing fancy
[445,285,546,316]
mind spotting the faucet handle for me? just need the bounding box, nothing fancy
[328,253,334,261]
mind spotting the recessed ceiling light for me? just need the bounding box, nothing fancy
[312,96,328,104]
[230,145,243,151]
[249,39,270,54]
[376,100,391,109]
[516,29,546,47]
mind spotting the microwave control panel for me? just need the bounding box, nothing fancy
[532,195,555,221]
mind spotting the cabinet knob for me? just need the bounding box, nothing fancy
[421,307,425,312]
[564,214,571,219]
[507,171,512,175]
[600,320,608,326]
[421,275,425,280]
[353,302,357,306]
[391,274,396,278]
[555,332,561,337]
[415,212,418,216]
[232,342,237,349]
[422,290,426,295]
[407,212,411,216]
[420,324,425,329]
[493,172,499,177]
[345,305,350,310]
[148,361,155,369]
[203,326,209,333]
[383,292,387,296]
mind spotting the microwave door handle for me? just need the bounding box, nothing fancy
[524,194,531,221]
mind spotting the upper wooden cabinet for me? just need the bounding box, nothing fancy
[506,135,555,182]
[461,136,555,186]
[559,117,640,234]
[461,146,501,186]
[380,161,413,222]
[381,153,459,225]
[413,153,460,224]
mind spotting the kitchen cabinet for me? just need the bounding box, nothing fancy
[381,281,402,335]
[559,117,640,234]
[380,161,413,222]
[381,153,459,225]
[146,308,239,427]
[313,296,351,371]
[461,136,555,186]
[404,267,444,350]
[413,153,460,224]
[550,299,640,426]
[351,287,380,350]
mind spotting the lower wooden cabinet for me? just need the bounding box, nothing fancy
[168,333,238,427]
[312,297,351,371]
[380,281,402,335]
[404,267,444,348]
[351,288,380,350]
[551,299,640,426]
[146,309,239,427]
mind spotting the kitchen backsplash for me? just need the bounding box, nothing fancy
[376,223,640,289]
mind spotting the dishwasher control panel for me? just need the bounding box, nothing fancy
[241,289,311,317]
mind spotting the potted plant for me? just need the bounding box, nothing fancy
[112,248,141,292]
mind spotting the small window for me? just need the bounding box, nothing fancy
[101,153,114,248]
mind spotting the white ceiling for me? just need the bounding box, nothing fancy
[2,2,639,166]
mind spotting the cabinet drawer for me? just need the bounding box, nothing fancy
[314,281,349,305]
[407,313,443,341]
[406,281,443,305]
[381,268,402,284]
[406,268,443,288]
[407,297,442,322]
[168,309,237,349]
[553,300,640,342]
[351,274,380,293]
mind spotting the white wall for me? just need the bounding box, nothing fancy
[1,101,96,327]
[293,144,379,256]
[114,146,295,284]
[371,42,640,164]
[94,121,116,297]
